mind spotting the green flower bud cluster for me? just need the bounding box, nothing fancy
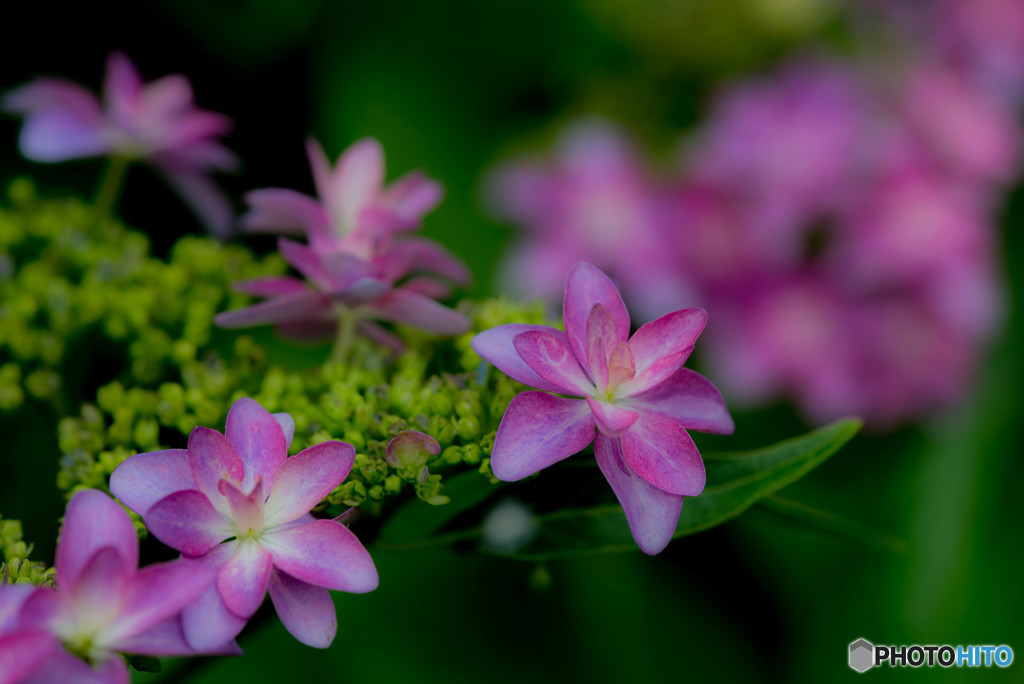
[0,181,284,410]
[0,514,54,586]
[57,291,557,519]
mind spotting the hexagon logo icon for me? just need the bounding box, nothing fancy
[849,638,874,673]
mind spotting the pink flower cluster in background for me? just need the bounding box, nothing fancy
[486,5,1022,428]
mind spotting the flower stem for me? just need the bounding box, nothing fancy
[94,156,130,224]
[331,307,358,365]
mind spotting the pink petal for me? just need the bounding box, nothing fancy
[187,426,244,504]
[491,391,596,481]
[369,290,470,335]
[68,547,129,620]
[381,170,444,221]
[217,540,272,618]
[180,545,248,651]
[15,104,108,162]
[305,138,334,205]
[471,324,571,394]
[380,237,471,286]
[218,479,265,536]
[17,649,127,684]
[563,262,630,374]
[512,330,592,395]
[594,434,683,555]
[332,137,384,221]
[242,188,328,235]
[114,617,205,657]
[278,238,335,291]
[620,368,735,435]
[625,308,706,393]
[109,449,195,517]
[145,490,232,557]
[0,584,37,633]
[225,397,288,493]
[105,560,216,648]
[263,442,355,528]
[619,414,705,496]
[262,520,378,594]
[0,631,54,684]
[607,342,636,389]
[399,277,452,300]
[57,490,139,589]
[274,413,295,450]
[103,51,143,120]
[355,321,405,353]
[231,276,308,298]
[586,304,619,388]
[214,291,333,329]
[267,569,337,649]
[585,397,639,436]
[158,170,234,238]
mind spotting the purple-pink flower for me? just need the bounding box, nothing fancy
[109,397,378,650]
[472,262,733,554]
[0,489,217,684]
[3,52,236,235]
[216,138,470,347]
[243,138,444,257]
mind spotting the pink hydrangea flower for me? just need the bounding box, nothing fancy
[3,52,236,235]
[213,235,470,348]
[217,138,470,347]
[0,489,218,684]
[471,262,733,554]
[243,138,444,258]
[109,397,378,650]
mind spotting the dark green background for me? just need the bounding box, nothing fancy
[1,1,1022,681]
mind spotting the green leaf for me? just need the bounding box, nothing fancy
[484,418,862,561]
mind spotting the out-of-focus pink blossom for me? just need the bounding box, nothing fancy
[0,490,219,684]
[243,138,444,258]
[3,52,236,235]
[220,138,470,348]
[473,262,733,554]
[486,120,695,320]
[110,398,378,651]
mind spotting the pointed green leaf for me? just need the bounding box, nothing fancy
[484,418,862,560]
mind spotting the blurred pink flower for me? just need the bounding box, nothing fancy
[472,262,732,554]
[110,397,378,651]
[486,120,694,320]
[0,490,219,684]
[243,137,444,258]
[214,235,470,348]
[3,52,236,235]
[222,138,470,348]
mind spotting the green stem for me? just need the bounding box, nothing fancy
[330,307,358,365]
[94,156,130,224]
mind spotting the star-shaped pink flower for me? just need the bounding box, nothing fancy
[110,397,378,651]
[0,490,218,684]
[472,262,733,554]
